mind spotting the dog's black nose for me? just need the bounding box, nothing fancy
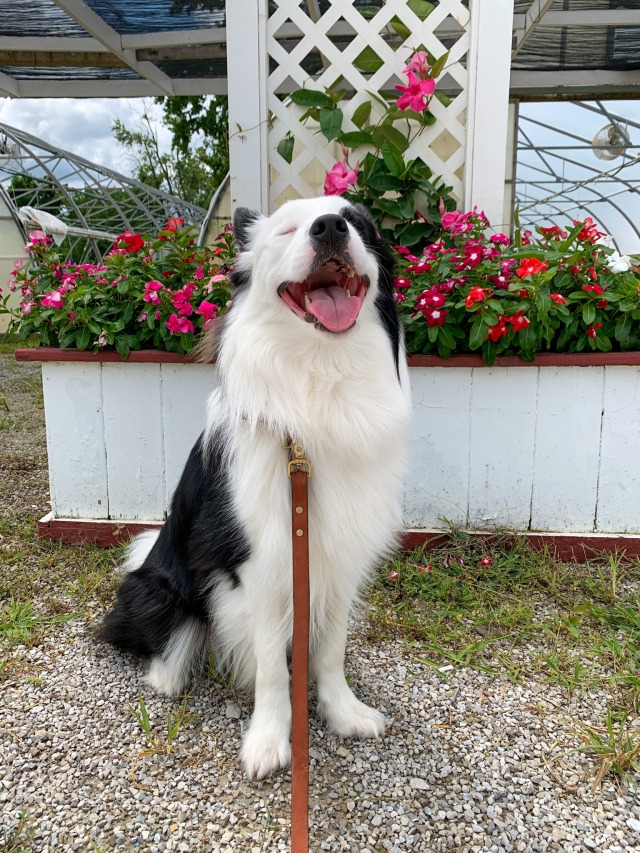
[309,214,348,245]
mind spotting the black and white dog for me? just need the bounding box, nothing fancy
[99,196,411,779]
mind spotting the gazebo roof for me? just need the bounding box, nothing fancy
[0,0,639,99]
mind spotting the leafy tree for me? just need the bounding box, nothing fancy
[113,96,229,208]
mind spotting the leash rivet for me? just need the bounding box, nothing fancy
[296,529,304,537]
[296,506,304,514]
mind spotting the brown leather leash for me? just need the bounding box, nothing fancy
[288,442,311,853]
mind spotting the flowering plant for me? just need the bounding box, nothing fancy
[279,49,455,249]
[1,220,234,357]
[395,209,640,364]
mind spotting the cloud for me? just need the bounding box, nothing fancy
[0,97,170,176]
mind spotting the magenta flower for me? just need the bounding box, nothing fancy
[171,282,197,316]
[143,280,163,305]
[24,230,53,252]
[324,160,358,196]
[402,50,430,79]
[196,300,219,321]
[41,290,63,308]
[395,71,436,113]
[166,314,195,335]
[20,300,35,315]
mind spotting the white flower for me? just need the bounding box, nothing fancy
[607,250,632,274]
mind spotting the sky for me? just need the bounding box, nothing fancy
[0,97,170,177]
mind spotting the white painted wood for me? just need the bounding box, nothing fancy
[465,0,515,231]
[41,362,108,518]
[160,364,218,505]
[467,367,538,529]
[101,363,165,521]
[596,367,640,534]
[406,368,471,529]
[530,367,603,532]
[40,360,640,535]
[227,0,270,212]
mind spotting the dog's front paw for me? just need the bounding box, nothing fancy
[240,719,291,780]
[319,692,387,740]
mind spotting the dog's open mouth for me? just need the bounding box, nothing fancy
[278,261,369,333]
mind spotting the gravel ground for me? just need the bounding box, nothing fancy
[2,353,640,852]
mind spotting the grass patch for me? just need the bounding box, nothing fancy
[0,333,39,355]
[373,530,640,695]
[0,598,80,676]
[0,812,36,853]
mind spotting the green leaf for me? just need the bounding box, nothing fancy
[351,101,372,129]
[115,337,130,359]
[338,131,373,148]
[389,15,411,40]
[595,333,612,352]
[367,173,404,192]
[290,89,332,108]
[276,134,294,164]
[381,140,405,177]
[375,198,403,218]
[430,51,449,79]
[396,221,428,246]
[354,46,384,73]
[559,222,584,252]
[469,317,488,350]
[75,326,91,351]
[615,315,633,344]
[116,279,129,295]
[319,107,343,141]
[397,192,416,220]
[372,125,409,154]
[519,325,537,350]
[427,325,439,343]
[582,302,596,325]
[407,0,436,20]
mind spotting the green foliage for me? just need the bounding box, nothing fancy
[286,52,455,249]
[113,96,229,207]
[396,213,640,363]
[1,222,235,357]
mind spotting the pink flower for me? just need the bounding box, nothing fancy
[98,332,107,347]
[490,233,511,246]
[24,230,53,252]
[416,289,446,311]
[196,300,219,328]
[20,300,35,315]
[395,277,411,289]
[424,308,447,327]
[324,160,358,196]
[395,71,436,112]
[441,211,473,234]
[171,283,197,316]
[195,266,204,280]
[402,50,431,79]
[41,290,63,308]
[143,280,163,305]
[166,313,195,335]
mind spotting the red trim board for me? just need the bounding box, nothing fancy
[16,348,640,368]
[38,514,640,561]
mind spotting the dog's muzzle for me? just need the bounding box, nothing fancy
[278,215,369,334]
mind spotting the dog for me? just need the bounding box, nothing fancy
[99,196,411,779]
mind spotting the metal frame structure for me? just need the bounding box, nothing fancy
[0,122,206,260]
[515,100,640,248]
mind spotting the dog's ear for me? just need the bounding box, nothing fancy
[233,208,263,251]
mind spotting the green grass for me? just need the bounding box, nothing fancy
[0,598,80,676]
[373,530,640,789]
[0,812,35,852]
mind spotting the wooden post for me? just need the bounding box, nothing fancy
[226,0,270,213]
[464,0,515,231]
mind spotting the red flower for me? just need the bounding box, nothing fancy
[395,277,411,289]
[416,289,446,311]
[515,257,548,278]
[417,563,432,573]
[575,217,605,244]
[164,217,184,232]
[582,284,603,295]
[549,293,567,305]
[423,308,448,327]
[116,230,144,254]
[487,317,509,342]
[479,557,493,567]
[465,286,489,308]
[598,299,608,308]
[387,570,400,580]
[585,323,603,339]
[539,225,567,240]
[509,311,530,332]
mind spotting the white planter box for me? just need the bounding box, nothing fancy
[16,349,640,542]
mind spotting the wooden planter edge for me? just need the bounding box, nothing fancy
[38,514,640,561]
[15,347,640,368]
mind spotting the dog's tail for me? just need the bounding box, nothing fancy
[120,528,161,574]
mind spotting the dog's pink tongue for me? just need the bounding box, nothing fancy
[306,286,362,332]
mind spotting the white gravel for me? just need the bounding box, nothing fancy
[2,615,640,852]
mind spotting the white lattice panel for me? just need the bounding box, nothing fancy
[267,0,471,209]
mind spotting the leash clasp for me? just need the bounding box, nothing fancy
[287,442,312,478]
